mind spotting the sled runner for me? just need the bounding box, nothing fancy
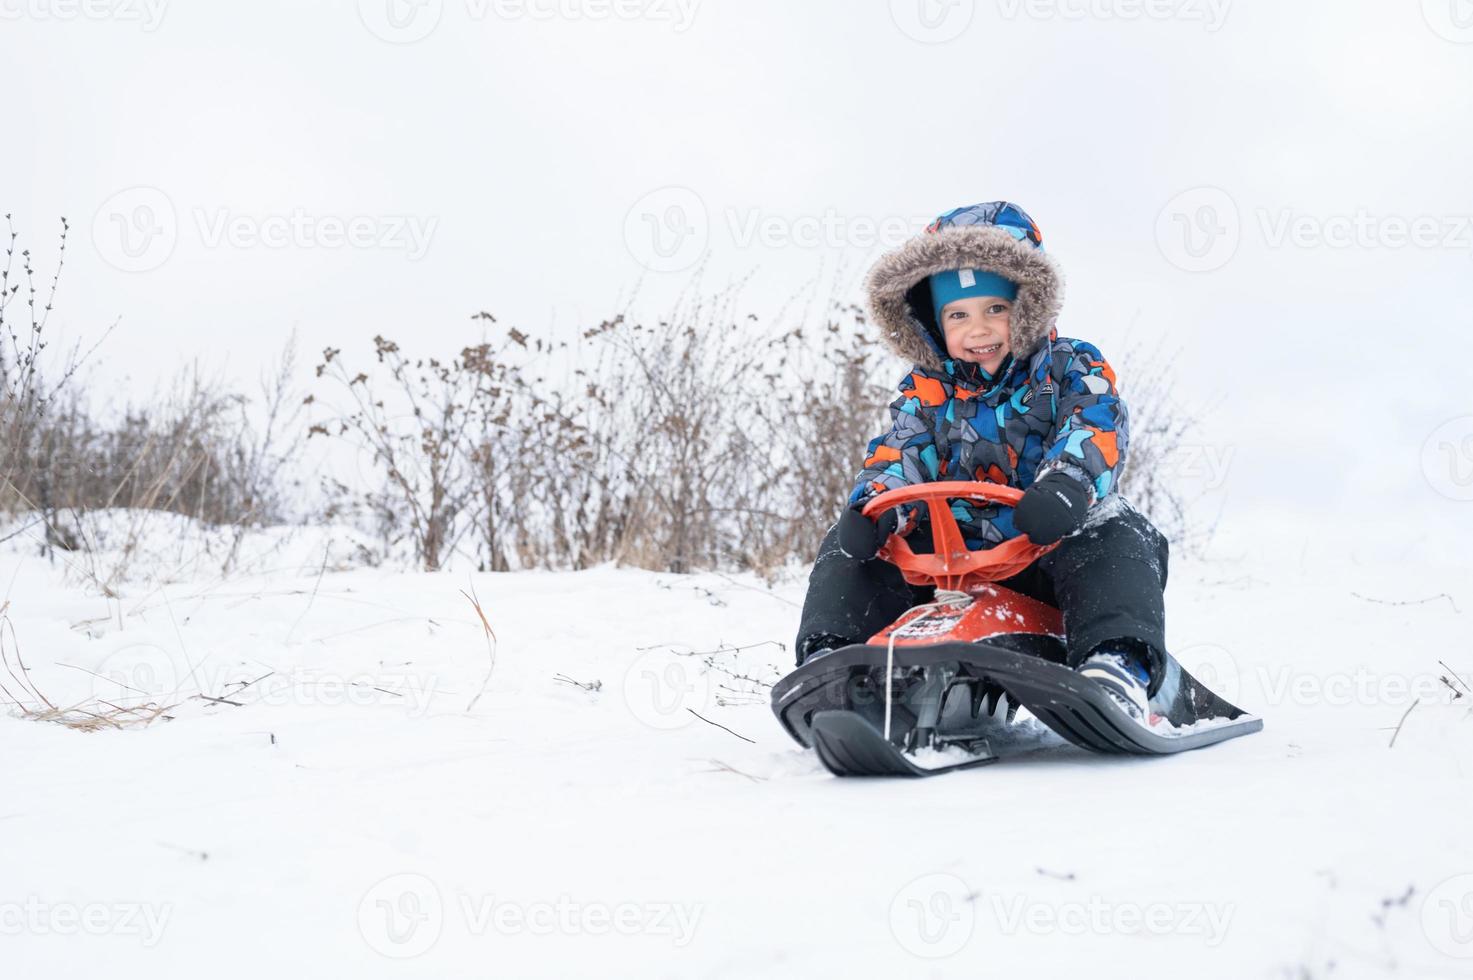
[772,481,1263,777]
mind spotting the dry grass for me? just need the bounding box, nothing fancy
[0,601,176,731]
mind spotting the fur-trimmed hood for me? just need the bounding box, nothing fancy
[866,202,1064,373]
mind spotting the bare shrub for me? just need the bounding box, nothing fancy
[1,215,302,583]
[746,301,891,572]
[308,329,540,571]
[309,289,891,576]
[513,293,889,576]
[1114,340,1218,554]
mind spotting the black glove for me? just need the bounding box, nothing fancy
[1013,473,1090,545]
[837,507,899,561]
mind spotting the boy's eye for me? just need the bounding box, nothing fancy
[986,304,1008,316]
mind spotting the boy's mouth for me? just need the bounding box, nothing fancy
[966,343,1003,358]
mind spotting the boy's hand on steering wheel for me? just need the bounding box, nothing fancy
[1014,472,1089,545]
[838,507,899,561]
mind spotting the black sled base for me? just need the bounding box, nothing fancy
[810,710,1000,777]
[773,640,1262,773]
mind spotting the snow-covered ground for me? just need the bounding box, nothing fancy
[3,516,1470,979]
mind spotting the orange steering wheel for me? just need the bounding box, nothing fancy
[860,480,1058,592]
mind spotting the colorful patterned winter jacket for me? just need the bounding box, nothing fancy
[848,202,1129,548]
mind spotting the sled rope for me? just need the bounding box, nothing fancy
[883,589,974,741]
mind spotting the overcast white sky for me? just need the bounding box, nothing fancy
[5,0,1473,552]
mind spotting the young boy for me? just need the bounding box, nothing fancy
[794,201,1169,720]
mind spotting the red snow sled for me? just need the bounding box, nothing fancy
[771,481,1263,777]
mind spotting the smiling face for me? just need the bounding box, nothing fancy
[939,295,1013,373]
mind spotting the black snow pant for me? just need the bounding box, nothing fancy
[794,503,1170,671]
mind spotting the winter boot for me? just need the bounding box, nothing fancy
[1078,641,1153,723]
[797,632,854,666]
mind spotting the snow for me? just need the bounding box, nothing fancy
[2,516,1471,978]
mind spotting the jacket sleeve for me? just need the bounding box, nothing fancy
[846,370,945,525]
[1036,341,1129,503]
